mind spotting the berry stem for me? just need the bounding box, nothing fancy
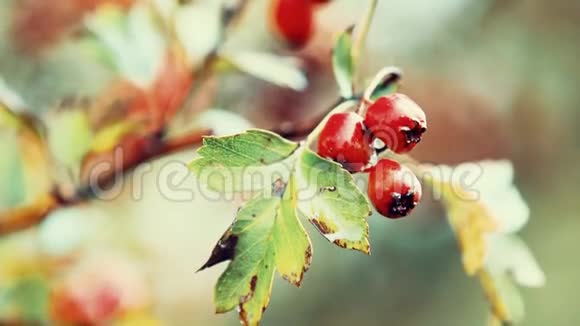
[357,66,403,115]
[352,0,379,90]
[377,151,426,179]
[305,99,359,148]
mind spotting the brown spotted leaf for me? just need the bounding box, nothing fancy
[206,176,314,323]
[213,196,279,313]
[296,150,371,254]
[238,245,276,326]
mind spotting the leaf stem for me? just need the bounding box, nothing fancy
[351,0,379,91]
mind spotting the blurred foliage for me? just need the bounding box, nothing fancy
[0,0,578,325]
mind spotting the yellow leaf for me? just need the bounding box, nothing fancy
[425,176,496,275]
[114,311,164,326]
[0,103,22,129]
[479,270,524,323]
[91,120,142,153]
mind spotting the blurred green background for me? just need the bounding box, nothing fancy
[0,0,578,325]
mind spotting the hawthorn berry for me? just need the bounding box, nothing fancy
[270,0,314,48]
[367,159,422,218]
[318,112,374,172]
[364,94,427,154]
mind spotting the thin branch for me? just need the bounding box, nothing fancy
[0,94,355,237]
[351,0,379,91]
[0,1,253,236]
[0,129,210,236]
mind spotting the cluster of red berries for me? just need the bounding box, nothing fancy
[317,93,427,219]
[269,0,331,48]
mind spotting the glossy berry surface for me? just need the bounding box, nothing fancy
[364,93,427,154]
[318,112,373,172]
[270,0,314,48]
[367,159,422,218]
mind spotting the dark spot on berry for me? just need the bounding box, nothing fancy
[402,122,426,146]
[388,192,417,218]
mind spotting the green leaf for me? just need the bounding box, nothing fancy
[201,175,314,325]
[11,276,49,322]
[0,276,49,322]
[273,175,312,286]
[189,129,299,192]
[0,103,22,129]
[212,196,279,313]
[363,66,403,100]
[332,28,354,98]
[220,52,308,91]
[0,130,25,208]
[296,149,371,254]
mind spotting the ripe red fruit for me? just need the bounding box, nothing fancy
[318,112,374,172]
[367,159,422,218]
[270,0,314,48]
[50,286,120,324]
[364,94,427,154]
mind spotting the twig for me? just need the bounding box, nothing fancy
[0,0,252,237]
[351,0,379,91]
[0,129,210,236]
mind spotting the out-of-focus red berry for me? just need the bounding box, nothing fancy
[270,0,314,48]
[50,286,121,324]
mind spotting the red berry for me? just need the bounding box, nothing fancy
[270,0,314,48]
[367,159,421,218]
[318,112,374,172]
[364,94,427,154]
[310,0,331,4]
